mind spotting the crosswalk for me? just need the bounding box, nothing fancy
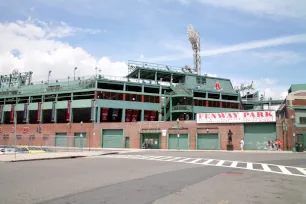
[94,154,306,178]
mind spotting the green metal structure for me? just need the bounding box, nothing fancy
[0,60,283,125]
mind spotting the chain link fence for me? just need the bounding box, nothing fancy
[0,135,93,154]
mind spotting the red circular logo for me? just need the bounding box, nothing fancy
[11,127,15,133]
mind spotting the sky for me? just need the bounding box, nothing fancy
[0,0,305,99]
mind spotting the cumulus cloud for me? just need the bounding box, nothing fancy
[0,19,127,83]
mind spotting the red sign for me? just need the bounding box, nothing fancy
[37,102,42,123]
[66,100,71,122]
[197,111,276,124]
[11,127,15,133]
[215,82,222,91]
[0,127,2,133]
[23,127,29,133]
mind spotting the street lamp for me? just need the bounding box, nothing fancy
[14,109,17,160]
[74,67,78,80]
[291,115,295,151]
[95,66,98,78]
[80,121,83,152]
[48,70,51,84]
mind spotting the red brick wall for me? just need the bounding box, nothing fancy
[0,120,286,150]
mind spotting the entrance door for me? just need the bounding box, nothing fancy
[55,133,67,147]
[141,133,160,149]
[197,134,219,150]
[244,123,276,150]
[168,134,189,150]
[74,133,87,148]
[297,132,306,151]
[102,129,124,148]
[125,137,130,148]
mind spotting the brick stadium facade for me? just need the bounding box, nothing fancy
[0,117,290,150]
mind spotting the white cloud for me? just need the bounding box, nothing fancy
[202,34,306,57]
[145,34,306,63]
[231,78,288,100]
[182,0,306,19]
[0,19,127,83]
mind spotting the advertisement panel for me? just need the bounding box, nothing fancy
[196,111,276,124]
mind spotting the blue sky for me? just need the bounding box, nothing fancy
[0,0,306,99]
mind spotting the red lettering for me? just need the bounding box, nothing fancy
[250,112,256,117]
[257,112,264,117]
[265,112,273,117]
[244,112,249,118]
[227,113,233,118]
[233,113,238,118]
[217,113,226,118]
[211,114,217,118]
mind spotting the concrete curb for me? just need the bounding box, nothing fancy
[5,152,119,163]
[9,155,86,163]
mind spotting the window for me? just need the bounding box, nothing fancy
[202,78,206,85]
[300,117,306,124]
[196,77,201,84]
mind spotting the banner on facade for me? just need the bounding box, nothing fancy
[37,102,42,123]
[66,100,71,122]
[10,104,15,123]
[0,105,3,124]
[23,103,28,123]
[196,111,276,124]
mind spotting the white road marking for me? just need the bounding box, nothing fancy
[164,157,182,161]
[247,163,253,170]
[176,158,192,162]
[97,154,306,178]
[278,166,292,175]
[230,161,238,167]
[202,159,214,165]
[189,158,202,164]
[261,164,272,172]
[216,160,225,166]
[297,168,306,175]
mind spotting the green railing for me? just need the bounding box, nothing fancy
[170,84,192,96]
[172,105,193,112]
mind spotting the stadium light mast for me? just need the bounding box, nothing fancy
[187,24,201,75]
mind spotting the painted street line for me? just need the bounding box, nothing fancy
[100,154,306,178]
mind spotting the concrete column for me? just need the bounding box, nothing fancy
[170,97,172,121]
[97,107,101,123]
[141,109,144,121]
[121,108,126,122]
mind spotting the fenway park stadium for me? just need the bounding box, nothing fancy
[0,60,305,151]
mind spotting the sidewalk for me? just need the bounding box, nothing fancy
[0,151,118,162]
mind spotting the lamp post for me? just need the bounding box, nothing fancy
[95,66,98,78]
[80,121,83,152]
[74,67,78,80]
[47,70,51,84]
[14,109,17,160]
[291,115,295,151]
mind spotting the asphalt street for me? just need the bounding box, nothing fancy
[1,151,306,204]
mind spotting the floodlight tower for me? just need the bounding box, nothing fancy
[187,24,201,75]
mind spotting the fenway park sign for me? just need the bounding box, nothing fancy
[196,111,276,124]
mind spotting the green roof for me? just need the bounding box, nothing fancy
[289,84,306,93]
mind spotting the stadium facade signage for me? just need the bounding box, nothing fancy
[196,111,276,124]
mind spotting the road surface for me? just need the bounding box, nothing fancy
[1,151,306,204]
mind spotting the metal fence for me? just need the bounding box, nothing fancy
[0,135,96,154]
